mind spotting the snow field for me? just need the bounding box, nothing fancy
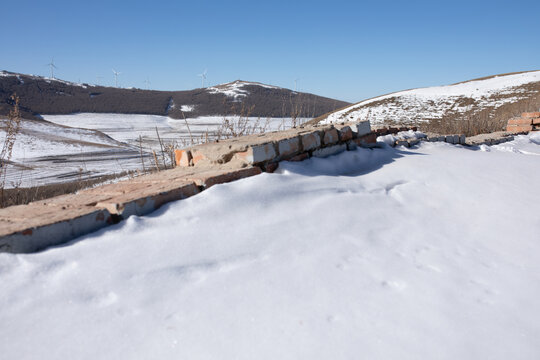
[1,134,539,359]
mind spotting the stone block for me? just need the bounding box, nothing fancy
[445,135,455,144]
[189,167,262,188]
[234,142,277,164]
[96,181,199,217]
[175,149,192,167]
[301,132,321,151]
[353,133,377,147]
[453,135,460,144]
[323,128,339,145]
[508,118,532,125]
[0,204,112,253]
[312,144,347,158]
[338,126,353,142]
[264,163,279,173]
[507,125,533,133]
[354,121,372,137]
[459,135,466,144]
[408,139,420,146]
[522,112,540,118]
[288,153,309,162]
[277,136,301,159]
[346,140,357,151]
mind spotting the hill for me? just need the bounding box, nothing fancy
[314,70,540,135]
[0,71,348,121]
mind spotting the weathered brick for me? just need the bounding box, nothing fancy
[507,124,533,133]
[338,126,353,142]
[301,132,321,151]
[453,135,460,144]
[532,118,540,125]
[459,135,466,144]
[354,121,372,137]
[288,153,309,162]
[234,142,277,164]
[264,163,279,173]
[189,167,262,188]
[175,149,192,167]
[190,149,208,165]
[0,204,112,253]
[312,144,347,158]
[277,136,300,159]
[96,181,199,217]
[508,118,532,125]
[323,128,339,145]
[522,112,540,118]
[354,133,377,147]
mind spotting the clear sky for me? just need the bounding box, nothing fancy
[3,0,539,102]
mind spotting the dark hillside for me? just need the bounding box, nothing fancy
[0,71,349,120]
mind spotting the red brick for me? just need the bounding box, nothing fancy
[522,112,540,118]
[532,118,540,125]
[506,125,533,133]
[174,149,192,167]
[507,118,532,125]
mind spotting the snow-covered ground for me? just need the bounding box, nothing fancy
[1,133,539,359]
[0,118,144,188]
[0,114,308,187]
[322,71,540,125]
[42,113,309,150]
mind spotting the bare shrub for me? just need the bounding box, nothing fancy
[1,95,22,207]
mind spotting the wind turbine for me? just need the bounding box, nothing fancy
[294,78,301,92]
[144,78,151,90]
[198,69,207,88]
[112,69,121,87]
[47,58,57,79]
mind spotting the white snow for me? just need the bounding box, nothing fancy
[323,71,540,125]
[1,134,539,359]
[207,80,279,98]
[42,113,309,149]
[180,105,195,112]
[376,130,427,146]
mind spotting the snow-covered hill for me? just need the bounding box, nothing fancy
[1,134,539,359]
[319,71,540,126]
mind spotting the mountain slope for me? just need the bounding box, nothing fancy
[315,70,540,133]
[0,71,348,120]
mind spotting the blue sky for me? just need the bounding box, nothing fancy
[3,0,539,102]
